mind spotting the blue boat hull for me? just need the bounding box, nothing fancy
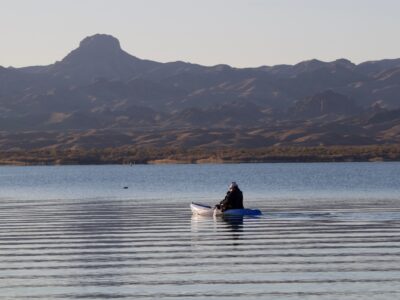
[191,202,262,216]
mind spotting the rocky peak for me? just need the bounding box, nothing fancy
[332,58,355,69]
[62,34,124,63]
[78,34,121,52]
[293,59,326,73]
[47,34,154,83]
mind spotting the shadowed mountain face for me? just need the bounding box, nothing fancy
[0,34,400,150]
[290,90,360,118]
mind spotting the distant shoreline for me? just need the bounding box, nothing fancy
[0,145,399,166]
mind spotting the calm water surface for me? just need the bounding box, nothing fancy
[1,163,400,299]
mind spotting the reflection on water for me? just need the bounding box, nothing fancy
[190,214,245,233]
[1,197,400,299]
[64,200,134,293]
[222,215,244,233]
[1,163,400,299]
[191,214,245,246]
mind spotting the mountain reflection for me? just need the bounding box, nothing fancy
[58,199,134,297]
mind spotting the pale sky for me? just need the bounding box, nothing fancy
[1,0,399,68]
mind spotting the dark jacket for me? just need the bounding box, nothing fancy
[219,187,244,211]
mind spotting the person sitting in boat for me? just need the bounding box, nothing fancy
[216,182,244,212]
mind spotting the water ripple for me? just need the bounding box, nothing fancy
[1,198,400,300]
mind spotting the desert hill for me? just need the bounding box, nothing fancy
[0,34,399,152]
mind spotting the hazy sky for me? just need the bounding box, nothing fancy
[1,0,399,68]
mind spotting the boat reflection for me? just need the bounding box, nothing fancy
[191,212,244,230]
[190,213,243,231]
[221,215,244,232]
[190,213,245,248]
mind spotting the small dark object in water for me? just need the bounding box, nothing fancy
[123,186,128,189]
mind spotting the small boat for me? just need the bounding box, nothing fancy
[190,202,262,216]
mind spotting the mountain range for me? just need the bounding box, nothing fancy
[1,33,400,150]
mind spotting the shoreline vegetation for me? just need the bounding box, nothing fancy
[0,145,400,165]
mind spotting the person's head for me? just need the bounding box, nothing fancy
[229,181,238,191]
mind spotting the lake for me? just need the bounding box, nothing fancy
[1,162,400,299]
